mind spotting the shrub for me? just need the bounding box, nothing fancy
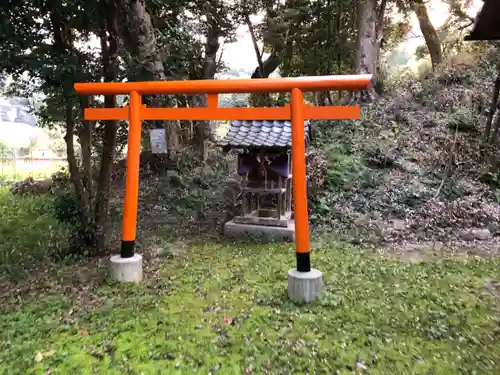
[323,143,365,192]
[0,187,70,275]
[447,108,479,133]
[50,169,99,256]
[9,177,53,196]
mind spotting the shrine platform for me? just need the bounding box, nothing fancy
[223,220,295,243]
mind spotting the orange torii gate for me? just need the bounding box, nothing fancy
[74,75,371,299]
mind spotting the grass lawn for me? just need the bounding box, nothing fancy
[0,187,69,273]
[1,241,499,374]
[0,159,65,181]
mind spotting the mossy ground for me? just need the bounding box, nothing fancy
[1,241,499,374]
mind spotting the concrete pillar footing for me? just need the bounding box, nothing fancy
[287,268,323,303]
[109,254,143,283]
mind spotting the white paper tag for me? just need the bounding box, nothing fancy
[149,128,167,154]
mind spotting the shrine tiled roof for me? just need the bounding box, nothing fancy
[218,120,310,149]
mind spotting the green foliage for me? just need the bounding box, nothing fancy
[415,44,429,61]
[49,138,66,157]
[323,143,366,192]
[381,11,412,53]
[50,170,99,257]
[308,140,367,227]
[0,187,69,275]
[479,171,500,190]
[447,108,479,133]
[1,242,500,373]
[0,141,9,157]
[53,189,84,227]
[219,93,249,108]
[278,0,411,78]
[280,0,357,77]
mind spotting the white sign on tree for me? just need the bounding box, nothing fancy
[149,128,167,154]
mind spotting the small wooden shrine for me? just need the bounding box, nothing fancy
[219,119,311,228]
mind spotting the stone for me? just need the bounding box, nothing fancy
[458,228,492,241]
[422,119,437,128]
[487,222,500,237]
[288,268,323,303]
[166,170,186,188]
[394,160,422,175]
[458,229,475,241]
[461,91,474,107]
[391,219,406,231]
[471,228,492,241]
[363,149,396,169]
[354,214,370,227]
[224,220,295,243]
[109,254,143,282]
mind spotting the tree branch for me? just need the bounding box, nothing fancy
[244,12,264,76]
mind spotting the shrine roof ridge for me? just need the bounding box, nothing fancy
[218,120,310,149]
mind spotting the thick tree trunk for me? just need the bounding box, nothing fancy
[414,0,442,69]
[355,0,378,75]
[355,0,378,101]
[115,0,168,81]
[115,0,179,160]
[190,4,221,161]
[313,91,332,106]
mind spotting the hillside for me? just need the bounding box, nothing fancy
[306,50,500,250]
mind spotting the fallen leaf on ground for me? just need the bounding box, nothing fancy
[34,351,43,363]
[42,350,56,357]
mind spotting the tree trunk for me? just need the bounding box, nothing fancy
[355,0,378,101]
[248,48,284,107]
[176,95,192,144]
[414,0,442,69]
[115,0,179,160]
[64,100,87,224]
[190,3,221,161]
[189,94,210,161]
[484,72,500,144]
[375,0,387,73]
[247,2,286,108]
[78,95,94,215]
[94,0,120,252]
[313,92,330,106]
[47,0,89,222]
[115,0,168,81]
[491,109,500,146]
